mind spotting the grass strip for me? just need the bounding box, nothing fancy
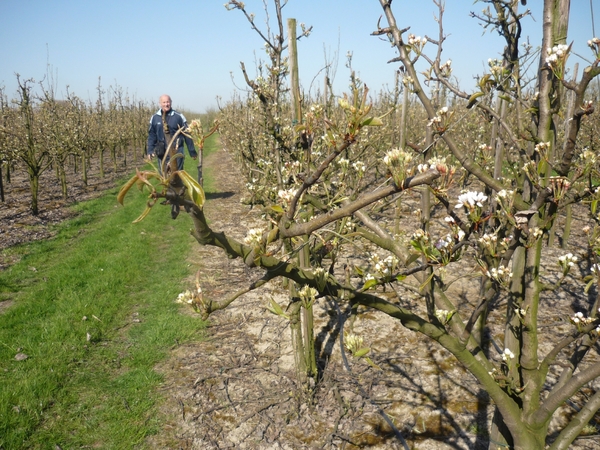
[0,137,219,449]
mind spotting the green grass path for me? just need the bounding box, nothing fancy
[0,138,217,449]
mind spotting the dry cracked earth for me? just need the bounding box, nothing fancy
[2,146,600,449]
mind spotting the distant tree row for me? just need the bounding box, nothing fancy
[0,76,153,214]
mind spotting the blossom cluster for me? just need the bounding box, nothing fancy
[352,160,366,174]
[429,107,452,133]
[495,189,514,214]
[588,37,600,60]
[383,148,414,186]
[439,59,452,78]
[502,348,515,361]
[548,176,571,201]
[522,160,539,185]
[488,58,509,83]
[479,232,511,258]
[369,253,399,278]
[456,191,487,210]
[479,143,492,154]
[434,309,455,325]
[344,333,364,354]
[570,311,594,326]
[546,44,569,62]
[546,44,570,78]
[175,290,194,305]
[579,149,597,168]
[417,156,455,180]
[534,141,551,160]
[411,229,430,245]
[444,216,466,241]
[569,308,600,333]
[478,232,497,249]
[411,226,463,265]
[486,264,513,287]
[282,160,302,180]
[402,75,415,91]
[277,188,296,204]
[383,148,413,167]
[570,311,600,334]
[435,234,453,251]
[298,285,318,308]
[244,228,264,246]
[531,227,543,240]
[514,307,527,320]
[407,34,427,54]
[245,177,259,192]
[558,253,578,276]
[311,267,328,291]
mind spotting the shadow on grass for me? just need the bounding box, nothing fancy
[206,191,235,200]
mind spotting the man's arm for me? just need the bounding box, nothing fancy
[147,116,158,157]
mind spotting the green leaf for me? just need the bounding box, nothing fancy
[361,116,384,127]
[315,274,327,292]
[584,279,595,294]
[269,204,285,214]
[132,204,153,224]
[362,278,378,291]
[478,74,491,90]
[410,241,423,252]
[266,298,289,319]
[266,227,279,245]
[117,174,140,205]
[419,270,435,291]
[354,347,371,358]
[467,91,484,109]
[364,356,382,370]
[429,248,442,259]
[178,170,206,208]
[405,252,421,267]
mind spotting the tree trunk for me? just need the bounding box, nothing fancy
[289,300,307,384]
[82,154,88,186]
[99,146,105,178]
[111,144,118,173]
[0,164,4,202]
[59,164,68,199]
[28,170,40,215]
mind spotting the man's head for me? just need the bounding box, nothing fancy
[159,95,172,113]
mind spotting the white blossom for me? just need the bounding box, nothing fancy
[456,191,487,209]
[502,348,515,361]
[244,228,264,246]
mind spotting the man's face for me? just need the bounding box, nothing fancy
[160,96,172,113]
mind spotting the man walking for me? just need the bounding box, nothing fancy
[147,94,197,173]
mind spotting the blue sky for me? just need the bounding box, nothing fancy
[0,1,598,113]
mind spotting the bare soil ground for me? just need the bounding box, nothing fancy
[150,148,600,449]
[2,148,600,449]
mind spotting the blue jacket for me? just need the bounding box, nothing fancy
[147,109,197,159]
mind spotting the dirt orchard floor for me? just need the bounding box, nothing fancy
[1,145,599,449]
[149,146,600,449]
